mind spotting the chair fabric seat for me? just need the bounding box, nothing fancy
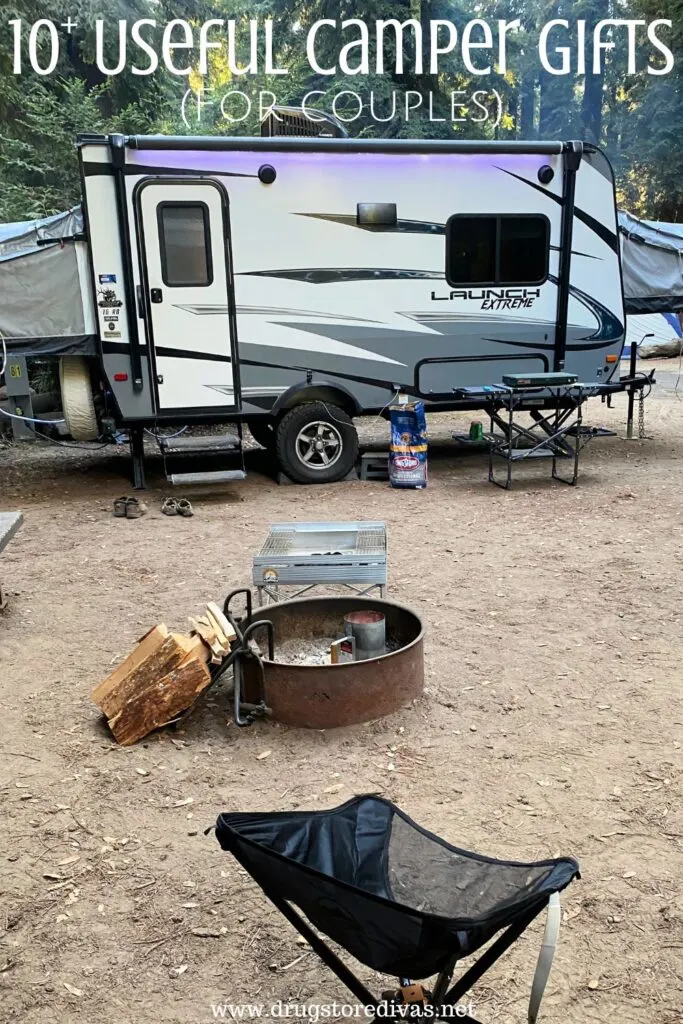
[216,795,579,978]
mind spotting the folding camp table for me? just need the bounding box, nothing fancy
[454,383,601,489]
[215,795,580,1023]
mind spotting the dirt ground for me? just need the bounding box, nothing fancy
[1,363,682,1024]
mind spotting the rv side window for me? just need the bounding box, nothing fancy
[445,215,548,286]
[157,203,213,287]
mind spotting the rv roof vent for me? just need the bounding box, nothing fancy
[260,105,348,139]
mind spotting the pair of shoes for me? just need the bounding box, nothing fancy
[161,497,194,517]
[113,496,148,519]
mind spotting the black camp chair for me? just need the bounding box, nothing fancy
[215,795,580,1023]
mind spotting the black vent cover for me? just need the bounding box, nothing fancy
[260,105,348,139]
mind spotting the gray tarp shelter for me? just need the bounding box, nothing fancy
[619,212,683,314]
[1,206,682,358]
[0,207,97,357]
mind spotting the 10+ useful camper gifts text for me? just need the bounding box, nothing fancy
[7,17,676,79]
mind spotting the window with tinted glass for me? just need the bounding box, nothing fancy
[446,215,548,286]
[158,203,212,287]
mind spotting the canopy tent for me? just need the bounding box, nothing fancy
[619,212,683,315]
[0,207,97,358]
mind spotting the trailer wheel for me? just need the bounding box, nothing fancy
[275,402,358,484]
[247,417,275,450]
[59,356,99,441]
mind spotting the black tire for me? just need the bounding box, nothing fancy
[275,402,358,484]
[247,417,275,450]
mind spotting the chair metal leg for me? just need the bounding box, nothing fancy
[443,901,548,1007]
[262,890,379,1010]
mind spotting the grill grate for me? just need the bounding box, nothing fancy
[253,522,387,589]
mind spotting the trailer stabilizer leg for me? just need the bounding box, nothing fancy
[129,427,147,490]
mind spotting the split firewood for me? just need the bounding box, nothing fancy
[105,651,212,745]
[93,625,188,720]
[92,625,213,745]
[187,617,226,663]
[205,602,236,647]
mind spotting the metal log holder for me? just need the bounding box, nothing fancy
[209,588,271,727]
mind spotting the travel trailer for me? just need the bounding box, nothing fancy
[1,112,650,486]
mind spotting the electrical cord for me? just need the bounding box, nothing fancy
[0,405,66,426]
[144,425,188,441]
[673,338,682,399]
[0,405,110,450]
[317,389,402,429]
[29,427,111,450]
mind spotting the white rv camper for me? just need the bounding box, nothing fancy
[2,113,642,486]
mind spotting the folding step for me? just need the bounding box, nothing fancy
[158,432,241,456]
[169,469,247,486]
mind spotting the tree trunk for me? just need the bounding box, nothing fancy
[519,71,536,139]
[582,70,604,143]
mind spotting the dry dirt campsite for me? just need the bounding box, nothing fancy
[1,363,682,1024]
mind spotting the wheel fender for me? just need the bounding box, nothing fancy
[271,381,361,419]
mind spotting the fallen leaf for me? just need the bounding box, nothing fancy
[64,983,83,997]
[59,855,80,866]
[192,927,223,938]
[173,798,193,808]
[136,768,149,777]
[256,750,272,760]
[171,965,188,976]
[182,902,199,909]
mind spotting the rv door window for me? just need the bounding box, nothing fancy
[446,214,548,287]
[157,203,213,287]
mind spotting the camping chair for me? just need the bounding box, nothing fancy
[215,795,580,1023]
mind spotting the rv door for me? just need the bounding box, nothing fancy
[136,179,238,412]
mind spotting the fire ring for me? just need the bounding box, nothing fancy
[239,596,424,729]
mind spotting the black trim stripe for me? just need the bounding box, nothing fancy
[82,162,258,179]
[241,268,443,284]
[154,345,232,364]
[499,168,619,254]
[296,213,444,235]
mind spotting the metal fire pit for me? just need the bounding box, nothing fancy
[227,594,424,729]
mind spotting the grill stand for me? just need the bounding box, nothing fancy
[253,521,387,605]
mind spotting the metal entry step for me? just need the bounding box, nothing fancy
[158,428,246,486]
[169,469,247,486]
[158,432,241,456]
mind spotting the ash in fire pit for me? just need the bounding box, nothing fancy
[275,637,338,666]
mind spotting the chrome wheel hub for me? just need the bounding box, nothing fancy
[295,421,343,470]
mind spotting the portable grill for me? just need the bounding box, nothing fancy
[252,521,387,603]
